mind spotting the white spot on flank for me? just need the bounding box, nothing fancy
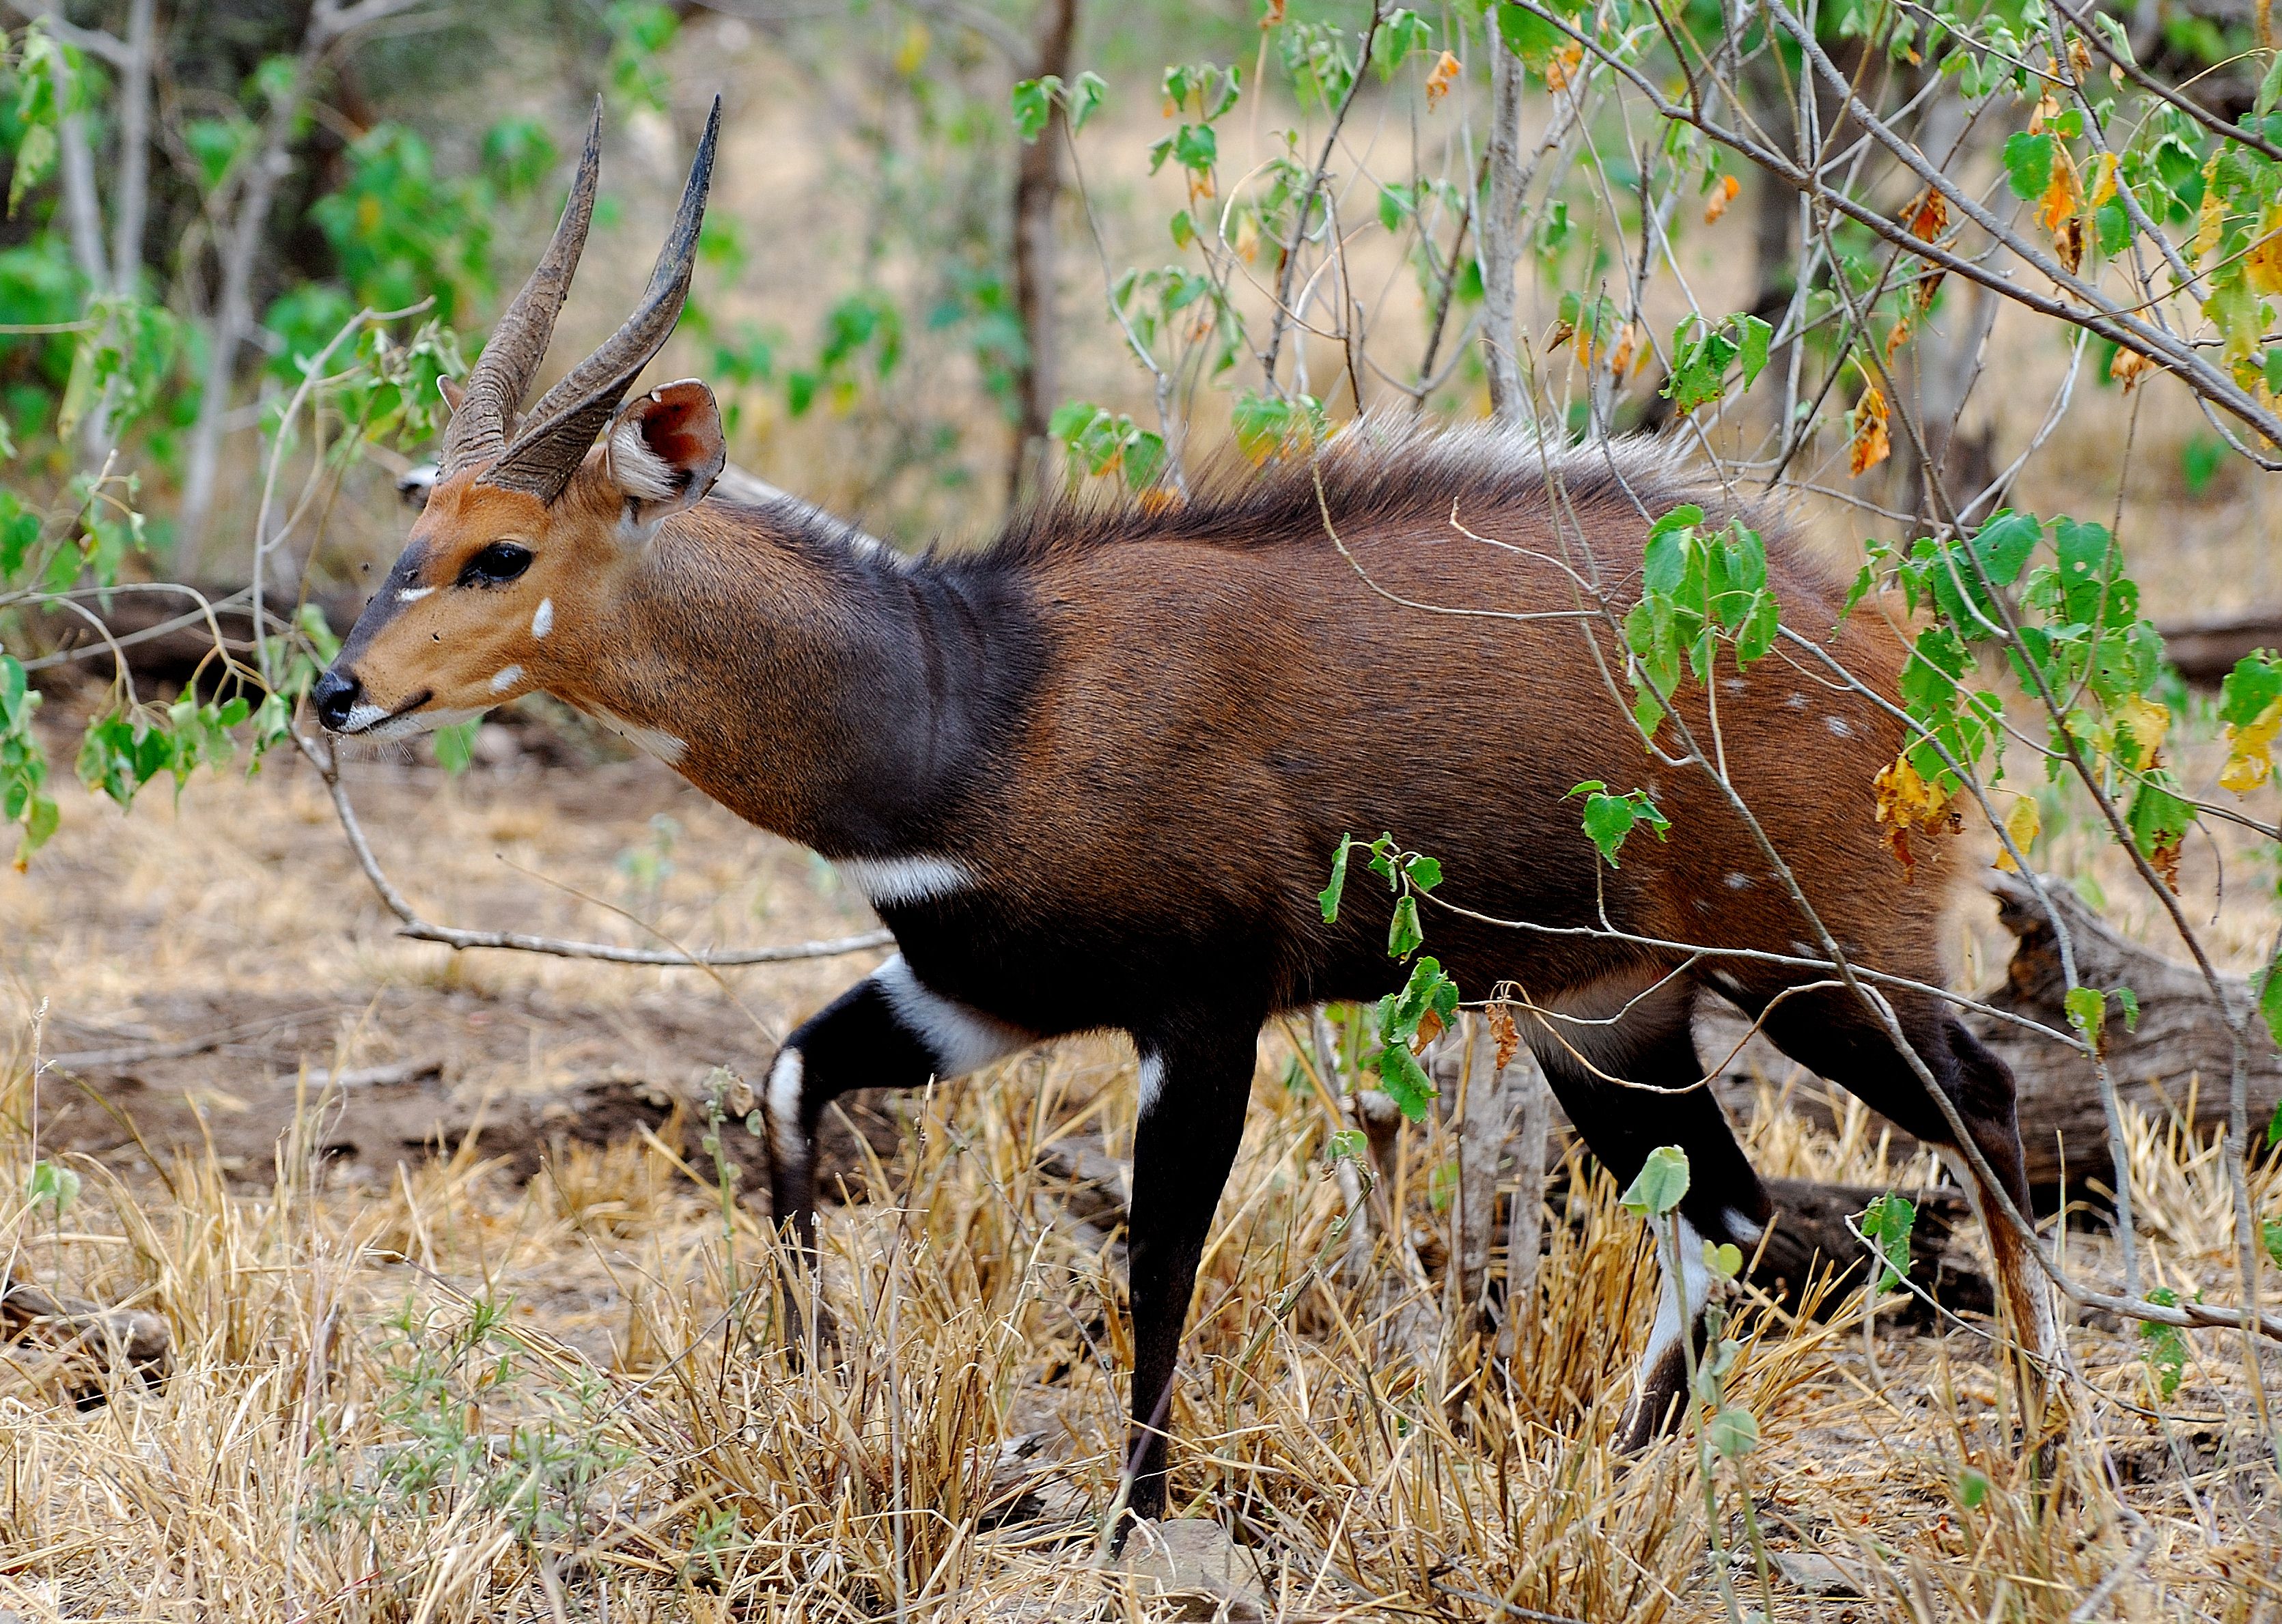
[1137,1054,1167,1117]
[1724,871,1754,891]
[1721,678,1747,695]
[396,586,434,603]
[1785,692,1809,711]
[1826,714,1856,738]
[531,598,554,639]
[1635,1214,1714,1401]
[835,854,977,907]
[489,664,523,693]
[872,955,1031,1078]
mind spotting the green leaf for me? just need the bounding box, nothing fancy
[1708,1404,1759,1459]
[27,1159,78,1218]
[2003,130,2055,201]
[1495,1,1566,68]
[1858,1191,1917,1293]
[2065,984,2106,1050]
[1010,77,1056,142]
[1620,1145,1690,1216]
[432,720,480,776]
[1403,853,1443,891]
[1388,893,1423,959]
[2139,1287,2189,1399]
[1065,70,1106,133]
[1320,835,1352,923]
[1567,781,1670,867]
[1703,1239,1744,1281]
[2264,1216,2282,1272]
[1737,313,1772,389]
[1377,1041,1437,1121]
[1957,1467,1990,1509]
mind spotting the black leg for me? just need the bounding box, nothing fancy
[1524,983,1769,1450]
[764,953,1030,1261]
[1119,1021,1258,1527]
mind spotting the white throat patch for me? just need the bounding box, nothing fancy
[834,854,977,908]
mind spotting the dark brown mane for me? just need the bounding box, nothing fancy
[975,419,1734,572]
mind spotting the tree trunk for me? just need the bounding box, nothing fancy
[1006,0,1078,506]
[1478,25,1526,422]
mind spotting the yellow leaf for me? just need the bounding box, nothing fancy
[2087,152,2118,211]
[2221,697,2282,794]
[1994,795,2041,872]
[1874,753,1951,880]
[893,19,930,75]
[2248,206,2282,296]
[1704,174,1740,225]
[2111,693,2170,773]
[1425,50,1460,111]
[2193,155,2225,266]
[1848,382,1891,477]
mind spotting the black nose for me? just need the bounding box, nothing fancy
[312,669,361,732]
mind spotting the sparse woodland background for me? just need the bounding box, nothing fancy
[3,0,2282,1619]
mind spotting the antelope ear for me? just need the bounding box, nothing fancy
[604,380,725,529]
[439,376,466,412]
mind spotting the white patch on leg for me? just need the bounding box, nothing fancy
[489,664,523,693]
[1723,1207,1765,1246]
[767,1049,807,1171]
[1634,1214,1713,1403]
[1137,1054,1166,1117]
[531,598,554,639]
[872,954,1031,1078]
[834,854,976,907]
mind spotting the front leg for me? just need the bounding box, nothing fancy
[764,953,1032,1259]
[1119,1020,1259,1528]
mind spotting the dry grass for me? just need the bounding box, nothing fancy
[2,752,2279,1621]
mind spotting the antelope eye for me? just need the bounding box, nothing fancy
[458,541,533,587]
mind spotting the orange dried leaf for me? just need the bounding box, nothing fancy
[1544,42,1584,90]
[2039,145,2086,274]
[1704,174,1740,225]
[2110,346,2152,390]
[1486,1001,1521,1072]
[1425,50,1460,110]
[1848,382,1891,477]
[1885,318,1911,361]
[1906,188,1949,241]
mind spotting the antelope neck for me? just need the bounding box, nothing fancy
[561,502,1040,862]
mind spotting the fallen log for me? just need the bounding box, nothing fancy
[1966,870,2282,1189]
[2157,607,2282,687]
[1705,871,2282,1190]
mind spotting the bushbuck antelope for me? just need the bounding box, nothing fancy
[315,104,2058,1522]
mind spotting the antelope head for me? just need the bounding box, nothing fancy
[313,98,727,741]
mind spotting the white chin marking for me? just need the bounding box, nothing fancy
[531,598,554,639]
[834,854,976,907]
[490,664,523,694]
[339,702,390,733]
[588,708,686,766]
[872,955,1031,1079]
[1137,1054,1167,1117]
[1635,1214,1713,1403]
[396,586,434,603]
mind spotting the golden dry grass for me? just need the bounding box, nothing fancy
[0,748,2278,1621]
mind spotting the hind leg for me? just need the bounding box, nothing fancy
[1526,973,1770,1448]
[1756,988,2063,1438]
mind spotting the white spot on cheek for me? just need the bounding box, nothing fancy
[489,664,523,694]
[396,586,434,603]
[531,598,553,639]
[1826,714,1855,738]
